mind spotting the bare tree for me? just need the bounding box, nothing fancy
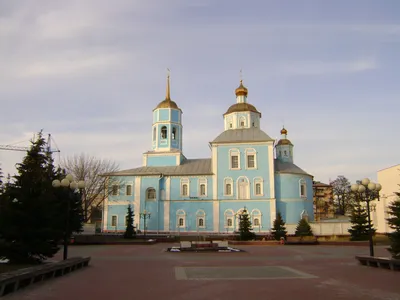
[61,153,119,223]
[330,175,354,215]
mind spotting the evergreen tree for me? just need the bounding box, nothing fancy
[238,208,256,241]
[0,164,3,193]
[271,212,287,240]
[0,131,83,263]
[386,197,400,259]
[295,218,313,237]
[348,201,373,241]
[124,204,136,239]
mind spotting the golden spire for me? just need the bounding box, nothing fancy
[166,68,171,100]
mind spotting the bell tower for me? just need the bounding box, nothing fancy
[143,71,185,167]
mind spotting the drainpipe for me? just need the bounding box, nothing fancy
[158,173,164,235]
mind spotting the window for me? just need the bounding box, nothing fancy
[111,184,119,196]
[251,209,262,230]
[224,209,234,228]
[161,126,167,139]
[239,116,246,127]
[224,177,233,196]
[227,219,233,227]
[146,187,156,200]
[284,150,287,156]
[198,178,207,196]
[126,185,132,196]
[176,209,186,228]
[229,149,240,169]
[181,178,189,196]
[153,127,156,141]
[252,122,255,127]
[229,123,233,128]
[254,218,260,226]
[237,177,249,199]
[246,148,256,169]
[172,127,176,140]
[300,179,307,198]
[111,215,117,226]
[196,209,205,228]
[254,177,263,196]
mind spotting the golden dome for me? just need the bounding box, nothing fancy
[235,80,248,96]
[281,127,287,135]
[224,102,261,116]
[155,99,180,110]
[276,139,293,146]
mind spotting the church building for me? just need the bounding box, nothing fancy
[103,74,314,233]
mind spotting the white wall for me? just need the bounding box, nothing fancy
[286,221,352,235]
[374,164,400,233]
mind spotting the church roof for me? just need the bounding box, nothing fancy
[105,158,212,176]
[223,102,260,116]
[274,159,312,176]
[211,128,274,144]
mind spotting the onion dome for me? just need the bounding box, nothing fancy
[281,127,287,135]
[224,102,261,116]
[235,80,248,96]
[277,127,293,146]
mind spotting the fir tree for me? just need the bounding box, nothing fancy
[386,197,400,259]
[271,212,287,240]
[124,204,136,239]
[238,208,256,241]
[348,201,373,241]
[295,218,313,237]
[0,131,83,263]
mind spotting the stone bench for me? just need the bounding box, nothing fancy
[0,256,91,297]
[285,236,318,245]
[355,256,400,271]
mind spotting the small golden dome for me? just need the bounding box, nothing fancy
[155,99,180,110]
[224,102,261,116]
[281,127,287,135]
[277,139,293,146]
[235,80,248,97]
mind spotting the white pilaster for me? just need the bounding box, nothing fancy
[134,176,141,230]
[212,145,219,232]
[268,143,276,227]
[164,177,171,231]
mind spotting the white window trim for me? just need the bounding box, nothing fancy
[299,179,307,198]
[161,125,168,139]
[224,177,233,196]
[253,177,263,196]
[180,178,189,197]
[111,215,118,227]
[236,176,250,200]
[251,209,262,227]
[146,187,156,201]
[239,116,246,128]
[196,209,206,228]
[111,182,119,196]
[125,184,133,196]
[245,148,257,169]
[176,209,186,228]
[198,178,207,197]
[224,209,234,228]
[229,148,241,170]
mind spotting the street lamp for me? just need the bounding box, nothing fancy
[52,174,85,260]
[350,178,381,257]
[139,209,151,239]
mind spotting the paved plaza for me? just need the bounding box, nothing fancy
[7,243,400,300]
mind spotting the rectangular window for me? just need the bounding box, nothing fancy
[231,155,239,169]
[300,184,306,197]
[182,184,188,196]
[200,184,206,196]
[225,183,232,195]
[247,155,255,168]
[112,184,118,196]
[111,215,117,226]
[255,183,261,195]
[126,185,132,196]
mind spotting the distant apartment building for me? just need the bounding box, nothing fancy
[373,164,400,233]
[313,181,335,220]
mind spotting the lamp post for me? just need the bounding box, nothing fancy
[139,209,151,240]
[350,178,381,257]
[52,174,85,260]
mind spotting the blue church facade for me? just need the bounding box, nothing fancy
[103,75,314,233]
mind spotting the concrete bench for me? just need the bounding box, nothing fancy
[285,236,318,245]
[180,241,192,249]
[0,256,91,297]
[356,256,400,271]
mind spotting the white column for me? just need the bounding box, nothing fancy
[102,177,109,232]
[134,176,141,230]
[164,177,171,231]
[212,145,219,232]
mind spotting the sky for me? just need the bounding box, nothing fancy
[0,0,399,184]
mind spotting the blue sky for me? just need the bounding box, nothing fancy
[0,0,399,184]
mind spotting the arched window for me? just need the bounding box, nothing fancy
[251,209,262,230]
[253,177,263,196]
[196,209,205,228]
[146,188,156,200]
[224,177,233,196]
[224,209,234,229]
[153,127,156,141]
[299,179,307,198]
[161,126,167,139]
[172,127,177,140]
[198,178,207,196]
[254,218,260,226]
[237,177,249,199]
[181,178,189,196]
[176,209,186,228]
[227,219,233,227]
[239,116,246,127]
